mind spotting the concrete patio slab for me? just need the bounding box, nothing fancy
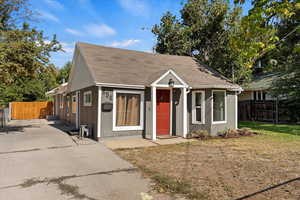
[103,138,157,149]
[103,137,196,150]
[153,137,196,145]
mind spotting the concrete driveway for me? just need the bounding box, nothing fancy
[0,120,151,200]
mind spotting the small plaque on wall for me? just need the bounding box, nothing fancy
[102,102,113,112]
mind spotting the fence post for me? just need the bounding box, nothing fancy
[8,102,11,121]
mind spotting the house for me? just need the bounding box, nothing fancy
[238,73,285,122]
[238,73,280,101]
[48,42,242,141]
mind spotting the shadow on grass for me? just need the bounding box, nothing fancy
[239,121,300,136]
[234,176,300,200]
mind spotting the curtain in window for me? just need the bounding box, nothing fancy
[116,93,140,126]
[213,91,225,121]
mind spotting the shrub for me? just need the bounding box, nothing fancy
[191,130,210,139]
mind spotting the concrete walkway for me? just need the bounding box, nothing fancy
[0,121,152,200]
[103,136,195,150]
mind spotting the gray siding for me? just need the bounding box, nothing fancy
[173,88,183,136]
[55,86,237,140]
[145,87,153,139]
[187,89,237,136]
[210,91,236,135]
[79,86,98,140]
[188,89,212,134]
[100,87,144,138]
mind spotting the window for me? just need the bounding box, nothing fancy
[113,90,144,131]
[84,91,92,106]
[192,91,205,124]
[253,91,257,100]
[257,91,262,100]
[72,95,77,114]
[212,90,226,124]
[254,91,266,101]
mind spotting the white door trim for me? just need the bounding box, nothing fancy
[97,87,102,138]
[182,87,187,138]
[151,86,157,140]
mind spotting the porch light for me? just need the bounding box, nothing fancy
[168,78,175,88]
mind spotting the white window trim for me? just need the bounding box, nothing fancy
[192,90,205,124]
[83,91,92,106]
[112,89,144,131]
[72,95,77,114]
[212,90,227,124]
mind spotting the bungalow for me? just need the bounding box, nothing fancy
[49,42,242,141]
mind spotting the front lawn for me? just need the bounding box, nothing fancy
[116,122,300,200]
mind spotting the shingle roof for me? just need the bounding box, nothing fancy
[77,42,241,90]
[244,73,281,91]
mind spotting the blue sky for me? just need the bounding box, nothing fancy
[29,0,252,68]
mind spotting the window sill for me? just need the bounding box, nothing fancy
[113,126,144,131]
[212,121,227,125]
[192,121,205,125]
[83,103,92,107]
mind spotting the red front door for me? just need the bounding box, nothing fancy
[156,90,170,136]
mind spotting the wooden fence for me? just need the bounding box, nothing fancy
[11,101,53,120]
[239,100,277,122]
[238,100,294,123]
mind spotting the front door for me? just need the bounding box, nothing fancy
[156,90,170,135]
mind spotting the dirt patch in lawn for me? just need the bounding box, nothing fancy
[116,135,300,200]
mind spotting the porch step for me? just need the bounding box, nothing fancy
[156,135,180,139]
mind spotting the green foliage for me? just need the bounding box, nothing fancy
[0,0,32,30]
[0,23,61,85]
[152,0,298,84]
[152,0,256,83]
[57,61,72,84]
[0,0,62,106]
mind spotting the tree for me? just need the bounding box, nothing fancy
[152,0,298,84]
[0,0,32,30]
[0,23,61,85]
[0,0,62,106]
[152,0,255,83]
[57,61,72,84]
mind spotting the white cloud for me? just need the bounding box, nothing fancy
[84,24,116,37]
[65,28,83,36]
[61,42,75,54]
[38,10,60,22]
[44,0,64,10]
[118,0,149,16]
[110,39,140,48]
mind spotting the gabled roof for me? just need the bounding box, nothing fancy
[244,73,281,91]
[46,82,68,96]
[75,42,241,90]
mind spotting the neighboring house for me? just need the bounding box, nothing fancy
[238,73,281,101]
[47,82,69,122]
[238,73,284,122]
[48,42,242,141]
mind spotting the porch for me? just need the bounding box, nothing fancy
[148,69,189,141]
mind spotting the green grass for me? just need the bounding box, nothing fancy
[239,121,300,137]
